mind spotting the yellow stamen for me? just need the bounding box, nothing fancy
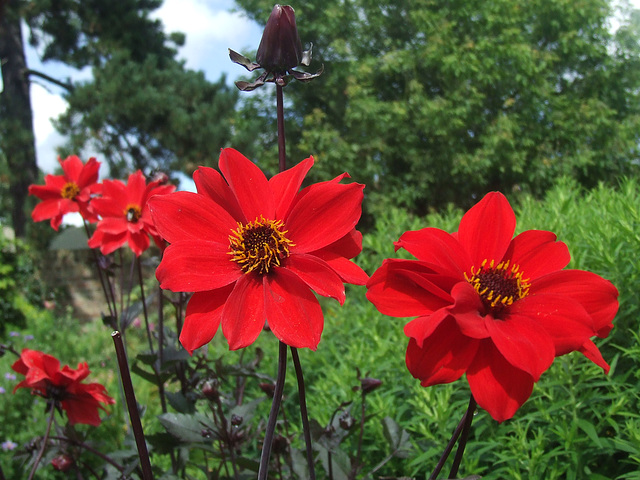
[228,216,294,275]
[464,259,530,312]
[61,182,80,200]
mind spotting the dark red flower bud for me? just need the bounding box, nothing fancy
[360,377,382,394]
[259,382,276,398]
[256,5,303,72]
[201,380,219,400]
[51,454,74,472]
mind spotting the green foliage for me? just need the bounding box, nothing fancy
[234,0,640,215]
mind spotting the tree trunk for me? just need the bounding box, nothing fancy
[0,3,38,238]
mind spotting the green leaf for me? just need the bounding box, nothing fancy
[158,412,217,444]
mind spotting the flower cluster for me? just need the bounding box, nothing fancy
[29,156,175,256]
[366,192,618,421]
[12,349,115,426]
[148,148,368,353]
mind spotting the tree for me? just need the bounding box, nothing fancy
[233,0,640,216]
[0,0,238,236]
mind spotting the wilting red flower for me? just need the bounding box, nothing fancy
[148,148,367,353]
[88,171,175,256]
[366,192,618,422]
[51,454,74,472]
[28,155,101,230]
[12,349,115,426]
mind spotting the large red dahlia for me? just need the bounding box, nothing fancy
[29,155,101,230]
[12,349,115,426]
[148,148,367,353]
[366,192,618,422]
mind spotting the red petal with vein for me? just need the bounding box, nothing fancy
[127,231,150,257]
[269,156,314,219]
[310,230,369,285]
[511,293,595,355]
[530,269,618,332]
[579,340,610,373]
[62,397,101,426]
[486,314,555,381]
[403,308,450,347]
[157,241,241,292]
[457,192,515,266]
[222,275,265,350]
[61,155,83,179]
[148,191,237,244]
[406,318,478,386]
[180,286,234,354]
[319,256,369,285]
[395,228,470,275]
[467,341,534,422]
[96,216,129,235]
[265,269,324,349]
[194,166,245,222]
[286,180,364,253]
[366,259,454,317]
[505,230,570,280]
[286,254,346,304]
[448,282,491,339]
[218,148,274,220]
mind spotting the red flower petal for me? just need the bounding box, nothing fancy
[366,259,454,317]
[448,282,491,339]
[466,341,535,422]
[504,230,570,280]
[403,308,450,347]
[180,286,234,354]
[579,340,610,373]
[194,166,245,222]
[395,227,471,275]
[269,156,314,219]
[264,269,324,350]
[309,230,369,285]
[62,397,102,426]
[286,180,364,253]
[222,275,266,350]
[531,269,618,333]
[486,313,555,381]
[127,231,150,257]
[457,192,515,267]
[218,148,275,220]
[405,317,479,386]
[157,241,242,292]
[148,191,237,244]
[285,254,346,304]
[511,293,596,355]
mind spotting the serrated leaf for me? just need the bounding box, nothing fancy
[381,416,411,458]
[158,412,216,443]
[166,391,196,414]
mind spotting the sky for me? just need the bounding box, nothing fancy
[27,0,263,174]
[24,0,640,176]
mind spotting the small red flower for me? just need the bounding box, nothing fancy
[12,349,115,426]
[28,155,101,230]
[148,148,368,353]
[88,171,175,256]
[366,192,618,422]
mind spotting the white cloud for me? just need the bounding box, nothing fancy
[153,0,262,80]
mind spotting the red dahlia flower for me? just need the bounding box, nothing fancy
[88,170,175,256]
[366,192,618,422]
[28,155,101,230]
[12,349,115,426]
[148,148,367,353]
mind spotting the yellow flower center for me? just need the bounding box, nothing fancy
[464,259,530,313]
[61,182,80,200]
[124,204,142,223]
[229,216,294,275]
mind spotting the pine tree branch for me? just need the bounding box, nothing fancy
[24,68,74,92]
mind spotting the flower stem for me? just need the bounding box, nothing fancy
[291,347,316,480]
[112,331,154,480]
[27,403,56,480]
[258,341,288,480]
[276,83,286,172]
[428,395,476,480]
[448,396,476,479]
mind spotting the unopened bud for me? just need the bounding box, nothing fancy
[256,5,303,72]
[360,377,382,394]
